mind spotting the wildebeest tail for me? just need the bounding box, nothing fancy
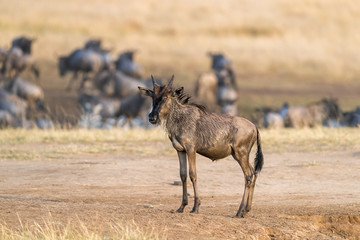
[254,128,264,174]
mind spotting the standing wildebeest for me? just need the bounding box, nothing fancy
[59,49,109,90]
[285,98,342,128]
[139,75,263,217]
[194,72,217,109]
[206,53,238,115]
[1,47,40,80]
[93,70,152,98]
[115,50,143,79]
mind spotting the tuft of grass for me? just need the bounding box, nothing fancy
[0,215,165,240]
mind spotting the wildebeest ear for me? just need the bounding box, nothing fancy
[174,87,184,96]
[138,86,153,96]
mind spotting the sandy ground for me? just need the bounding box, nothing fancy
[0,146,359,239]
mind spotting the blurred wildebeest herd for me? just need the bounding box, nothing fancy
[0,36,359,129]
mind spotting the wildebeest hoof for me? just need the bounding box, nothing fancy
[176,207,184,213]
[235,211,246,218]
[190,208,199,214]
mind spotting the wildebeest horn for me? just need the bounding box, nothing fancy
[151,75,159,87]
[167,75,174,88]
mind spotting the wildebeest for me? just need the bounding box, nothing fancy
[115,50,143,79]
[194,72,217,109]
[0,88,28,127]
[58,49,110,90]
[0,109,15,128]
[93,70,152,98]
[207,52,232,72]
[4,77,44,103]
[2,77,47,121]
[11,36,35,55]
[78,91,150,128]
[139,75,263,217]
[208,52,237,89]
[83,39,113,70]
[341,107,360,127]
[284,98,342,128]
[263,103,289,129]
[1,47,40,80]
[78,92,121,127]
[84,39,102,50]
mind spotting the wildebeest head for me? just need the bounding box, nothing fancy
[207,52,231,71]
[84,39,102,50]
[138,75,188,125]
[58,57,68,76]
[323,98,342,120]
[12,36,35,55]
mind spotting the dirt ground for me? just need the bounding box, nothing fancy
[0,146,359,239]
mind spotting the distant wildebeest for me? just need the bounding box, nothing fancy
[0,88,28,127]
[139,75,263,217]
[207,52,232,72]
[78,92,121,127]
[263,103,289,129]
[194,72,217,109]
[341,107,360,127]
[1,47,40,80]
[115,50,143,79]
[2,77,47,120]
[93,70,152,98]
[0,109,15,128]
[83,39,113,70]
[284,98,342,128]
[11,36,35,55]
[78,91,150,128]
[206,53,238,115]
[58,49,110,90]
[84,39,102,50]
[4,77,44,102]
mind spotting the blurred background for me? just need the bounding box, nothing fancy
[0,0,360,128]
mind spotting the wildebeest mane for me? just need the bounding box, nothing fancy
[172,87,206,112]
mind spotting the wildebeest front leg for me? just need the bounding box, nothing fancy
[176,151,188,212]
[79,72,89,90]
[66,71,78,91]
[187,150,201,213]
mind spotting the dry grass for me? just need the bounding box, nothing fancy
[0,214,165,240]
[0,128,359,161]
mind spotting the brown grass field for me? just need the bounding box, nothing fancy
[1,0,360,239]
[0,128,360,239]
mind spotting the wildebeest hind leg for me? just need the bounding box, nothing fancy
[232,149,254,217]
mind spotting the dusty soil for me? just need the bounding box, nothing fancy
[0,146,360,239]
